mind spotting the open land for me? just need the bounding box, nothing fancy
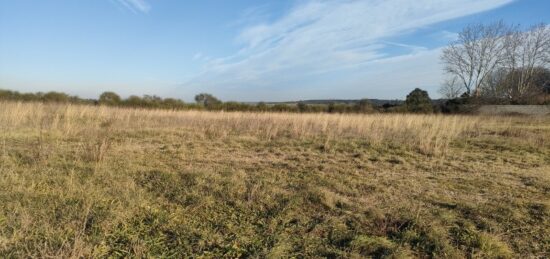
[0,101,549,258]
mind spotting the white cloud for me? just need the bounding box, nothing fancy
[438,30,460,41]
[117,0,151,14]
[183,0,514,100]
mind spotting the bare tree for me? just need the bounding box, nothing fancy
[479,68,508,99]
[438,76,463,99]
[441,21,511,96]
[501,23,550,102]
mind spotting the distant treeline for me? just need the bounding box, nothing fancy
[0,89,383,113]
[0,88,548,114]
[0,88,426,113]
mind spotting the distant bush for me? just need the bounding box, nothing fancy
[271,103,296,112]
[195,93,221,110]
[354,99,376,113]
[0,89,90,104]
[256,102,268,112]
[405,88,433,113]
[327,102,349,113]
[222,101,253,112]
[99,92,121,106]
[42,91,71,103]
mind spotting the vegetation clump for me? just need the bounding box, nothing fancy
[406,88,433,113]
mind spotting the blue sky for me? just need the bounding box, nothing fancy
[0,0,548,101]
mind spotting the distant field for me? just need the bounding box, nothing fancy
[0,101,549,258]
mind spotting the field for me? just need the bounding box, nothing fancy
[0,101,549,258]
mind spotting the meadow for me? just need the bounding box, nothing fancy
[0,101,549,258]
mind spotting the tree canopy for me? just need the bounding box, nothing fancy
[406,88,433,113]
[99,92,121,105]
[194,93,221,108]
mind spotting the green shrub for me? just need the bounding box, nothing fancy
[405,88,433,113]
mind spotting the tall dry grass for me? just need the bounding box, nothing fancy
[0,101,491,155]
[1,101,548,258]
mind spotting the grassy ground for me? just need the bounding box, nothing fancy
[0,102,549,258]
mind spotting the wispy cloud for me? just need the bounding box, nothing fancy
[116,0,151,14]
[184,0,514,101]
[228,4,273,28]
[438,30,460,41]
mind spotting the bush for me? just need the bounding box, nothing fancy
[42,91,71,103]
[195,93,221,109]
[99,92,122,106]
[354,99,376,113]
[405,88,433,113]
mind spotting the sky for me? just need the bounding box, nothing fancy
[0,0,549,101]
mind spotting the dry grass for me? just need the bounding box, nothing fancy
[0,101,549,258]
[1,101,485,155]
